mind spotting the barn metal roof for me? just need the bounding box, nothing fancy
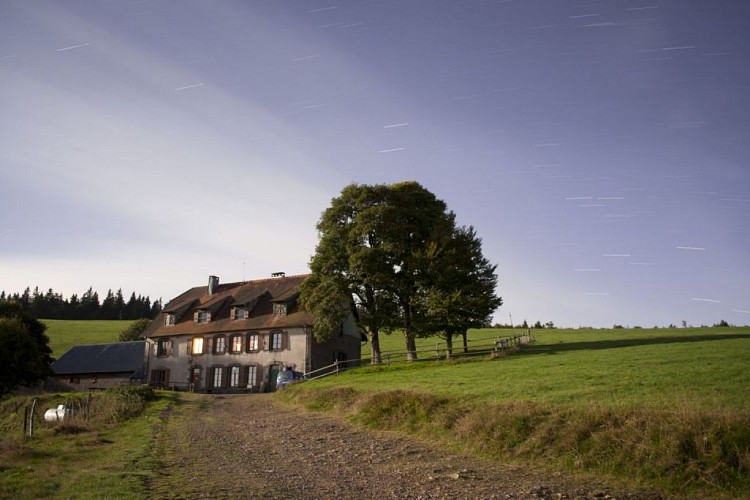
[50,341,146,377]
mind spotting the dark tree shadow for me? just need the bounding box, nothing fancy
[519,332,750,356]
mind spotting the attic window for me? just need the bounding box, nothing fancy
[196,310,210,323]
[232,307,248,320]
[273,303,287,318]
[165,314,175,326]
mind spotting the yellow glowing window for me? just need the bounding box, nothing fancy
[192,337,204,355]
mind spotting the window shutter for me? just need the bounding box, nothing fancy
[204,337,210,355]
[238,365,247,387]
[221,366,229,388]
[283,331,290,350]
[194,311,199,322]
[261,333,268,351]
[167,340,173,356]
[152,343,159,356]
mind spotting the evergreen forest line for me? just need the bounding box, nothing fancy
[0,286,162,321]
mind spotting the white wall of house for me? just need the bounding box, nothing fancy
[148,327,309,392]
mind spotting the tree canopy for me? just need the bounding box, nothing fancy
[0,302,53,397]
[300,182,501,363]
[119,318,153,342]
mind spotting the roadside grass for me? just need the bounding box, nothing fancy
[0,387,171,499]
[43,320,134,358]
[281,326,750,496]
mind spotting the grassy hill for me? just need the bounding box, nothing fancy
[283,326,750,496]
[43,319,137,358]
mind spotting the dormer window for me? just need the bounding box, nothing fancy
[165,313,175,326]
[232,307,248,320]
[196,310,210,323]
[273,303,287,318]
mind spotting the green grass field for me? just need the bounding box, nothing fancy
[333,327,750,411]
[43,319,135,357]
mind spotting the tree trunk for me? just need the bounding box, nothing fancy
[405,331,418,362]
[445,333,453,359]
[462,330,469,353]
[370,328,382,365]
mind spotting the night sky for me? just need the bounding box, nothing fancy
[1,0,748,327]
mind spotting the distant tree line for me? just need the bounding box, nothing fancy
[0,287,162,320]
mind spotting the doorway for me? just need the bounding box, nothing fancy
[268,365,280,392]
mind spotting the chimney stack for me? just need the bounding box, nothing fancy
[208,275,219,295]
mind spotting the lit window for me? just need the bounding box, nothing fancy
[230,366,241,387]
[212,367,223,387]
[197,310,209,323]
[233,307,247,320]
[271,331,283,351]
[165,314,175,326]
[246,365,257,388]
[273,303,287,317]
[231,335,243,353]
[247,334,259,352]
[214,336,226,354]
[191,337,204,355]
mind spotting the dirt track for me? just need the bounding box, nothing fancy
[147,394,659,499]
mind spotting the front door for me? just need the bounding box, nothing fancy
[191,367,201,391]
[268,365,279,392]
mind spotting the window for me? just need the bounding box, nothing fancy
[150,368,170,387]
[191,337,204,355]
[246,333,259,352]
[214,336,226,354]
[273,302,287,317]
[165,313,175,326]
[230,335,243,353]
[246,365,258,388]
[156,339,171,357]
[212,366,223,388]
[229,366,241,387]
[232,307,248,320]
[196,310,209,323]
[271,331,283,351]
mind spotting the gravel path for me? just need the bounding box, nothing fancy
[148,394,660,499]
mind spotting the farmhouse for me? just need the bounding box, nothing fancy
[141,274,360,392]
[47,341,148,392]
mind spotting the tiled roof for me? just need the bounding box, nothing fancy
[143,274,314,338]
[50,341,146,376]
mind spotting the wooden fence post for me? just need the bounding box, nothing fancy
[29,399,37,437]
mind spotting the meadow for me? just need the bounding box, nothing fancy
[43,319,131,357]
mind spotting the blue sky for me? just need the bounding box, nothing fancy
[1,0,748,327]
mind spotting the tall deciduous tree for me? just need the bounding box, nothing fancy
[419,225,503,356]
[301,182,501,363]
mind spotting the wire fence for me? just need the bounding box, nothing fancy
[305,330,534,381]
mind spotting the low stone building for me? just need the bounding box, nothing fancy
[141,274,361,392]
[47,341,148,392]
